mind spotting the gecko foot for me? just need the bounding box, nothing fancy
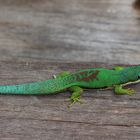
[115,85,136,95]
[125,88,135,95]
[67,97,84,108]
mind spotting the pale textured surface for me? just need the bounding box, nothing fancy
[0,0,139,64]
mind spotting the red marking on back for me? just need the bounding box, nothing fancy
[76,70,100,82]
[79,72,86,75]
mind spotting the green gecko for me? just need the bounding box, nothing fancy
[0,65,140,106]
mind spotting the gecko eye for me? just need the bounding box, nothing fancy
[138,76,140,79]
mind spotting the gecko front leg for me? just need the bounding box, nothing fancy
[114,85,135,95]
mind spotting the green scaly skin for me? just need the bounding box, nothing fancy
[0,65,140,106]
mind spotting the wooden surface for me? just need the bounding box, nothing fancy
[0,60,140,140]
[0,0,140,139]
[0,0,139,64]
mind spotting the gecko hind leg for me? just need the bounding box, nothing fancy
[53,71,71,79]
[114,66,124,71]
[53,72,84,107]
[68,86,84,107]
[115,85,135,95]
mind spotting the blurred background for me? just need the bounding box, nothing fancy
[0,0,140,65]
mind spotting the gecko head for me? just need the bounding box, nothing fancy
[135,66,140,80]
[125,65,140,81]
[136,66,140,80]
[138,71,140,79]
[130,73,140,81]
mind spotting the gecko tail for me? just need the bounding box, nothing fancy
[0,77,75,95]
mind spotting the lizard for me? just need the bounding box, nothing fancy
[0,65,140,106]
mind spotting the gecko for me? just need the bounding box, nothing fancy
[0,65,140,106]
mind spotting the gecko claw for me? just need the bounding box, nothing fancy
[126,88,135,95]
[67,97,84,108]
